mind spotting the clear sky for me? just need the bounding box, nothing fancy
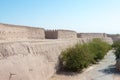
[0,0,120,34]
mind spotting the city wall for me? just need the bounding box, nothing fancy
[45,30,77,39]
[45,30,58,39]
[0,23,113,80]
[77,33,107,38]
[0,38,92,80]
[0,23,112,41]
[0,37,113,80]
[0,23,45,40]
[107,34,120,42]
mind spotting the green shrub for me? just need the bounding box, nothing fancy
[112,41,120,59]
[88,38,111,61]
[112,41,120,49]
[60,43,93,72]
[60,38,111,72]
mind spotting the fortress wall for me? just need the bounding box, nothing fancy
[77,33,113,44]
[101,37,113,44]
[0,38,113,80]
[0,38,93,80]
[28,28,45,39]
[77,33,107,38]
[0,24,29,39]
[57,30,77,39]
[45,30,77,39]
[0,23,45,40]
[107,34,120,42]
[0,23,113,80]
[45,30,58,39]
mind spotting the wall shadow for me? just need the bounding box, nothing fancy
[99,65,120,75]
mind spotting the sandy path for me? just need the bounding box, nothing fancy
[49,50,120,80]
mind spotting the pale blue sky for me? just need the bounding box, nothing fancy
[0,0,120,34]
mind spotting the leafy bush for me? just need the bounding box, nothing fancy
[88,39,111,61]
[112,41,120,59]
[112,41,120,49]
[60,43,93,72]
[60,38,111,72]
